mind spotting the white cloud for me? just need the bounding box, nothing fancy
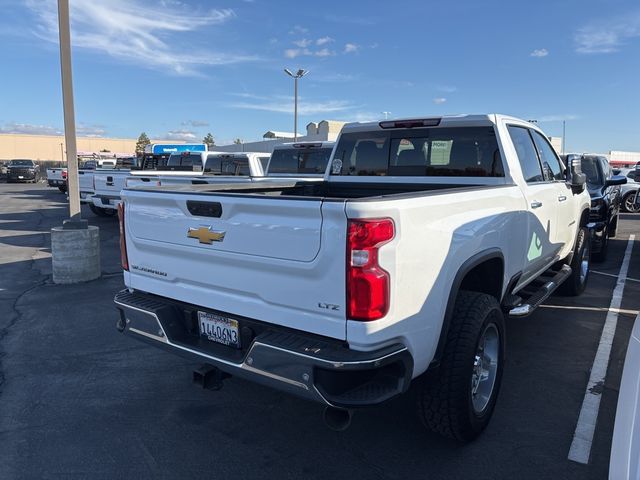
[293,38,312,48]
[438,85,457,93]
[530,48,549,57]
[231,96,355,115]
[0,122,62,135]
[433,97,447,105]
[162,129,198,141]
[344,43,359,54]
[77,124,107,137]
[182,120,209,127]
[537,114,580,122]
[24,0,257,76]
[316,36,333,46]
[289,25,308,35]
[314,73,356,82]
[574,12,640,53]
[315,48,335,57]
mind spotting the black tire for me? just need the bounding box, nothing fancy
[592,226,608,263]
[417,291,505,442]
[58,186,67,193]
[89,204,116,217]
[559,227,590,296]
[609,213,618,238]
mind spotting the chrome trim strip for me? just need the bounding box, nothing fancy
[129,327,168,343]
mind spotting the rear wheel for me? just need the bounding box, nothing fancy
[417,291,505,442]
[623,192,640,213]
[560,227,590,296]
[593,226,608,262]
[89,204,116,217]
[58,186,67,193]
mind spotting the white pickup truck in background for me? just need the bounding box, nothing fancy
[114,114,591,441]
[46,167,67,192]
[125,151,271,188]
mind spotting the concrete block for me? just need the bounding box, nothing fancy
[51,225,101,284]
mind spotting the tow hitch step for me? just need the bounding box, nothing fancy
[508,264,572,317]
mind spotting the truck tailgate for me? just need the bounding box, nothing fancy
[122,189,348,340]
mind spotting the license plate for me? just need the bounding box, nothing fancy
[198,311,240,348]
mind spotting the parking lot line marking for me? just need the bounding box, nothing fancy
[568,234,635,465]
[540,305,640,316]
[591,270,640,283]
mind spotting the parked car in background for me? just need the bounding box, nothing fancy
[619,167,640,213]
[7,159,39,183]
[46,167,68,192]
[115,114,591,441]
[0,161,8,177]
[562,154,626,261]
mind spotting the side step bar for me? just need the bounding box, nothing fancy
[508,264,572,317]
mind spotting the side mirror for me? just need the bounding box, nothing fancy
[606,175,627,186]
[567,156,586,194]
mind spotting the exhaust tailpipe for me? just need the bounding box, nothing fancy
[323,407,353,432]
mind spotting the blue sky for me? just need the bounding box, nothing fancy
[0,0,638,152]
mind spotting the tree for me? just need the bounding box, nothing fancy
[203,132,215,148]
[233,138,242,145]
[135,132,151,155]
[100,148,110,153]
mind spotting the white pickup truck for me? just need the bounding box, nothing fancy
[113,114,591,441]
[46,167,67,192]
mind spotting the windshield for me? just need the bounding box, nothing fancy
[9,160,34,167]
[580,157,603,187]
[167,153,203,168]
[268,147,332,174]
[331,127,504,177]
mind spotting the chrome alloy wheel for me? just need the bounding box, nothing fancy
[471,323,500,414]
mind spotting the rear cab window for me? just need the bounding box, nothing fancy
[268,147,333,174]
[331,127,504,177]
[167,153,203,170]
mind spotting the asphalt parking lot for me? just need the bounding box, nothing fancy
[1,182,639,480]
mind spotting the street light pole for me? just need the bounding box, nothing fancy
[284,68,308,141]
[562,120,566,154]
[57,0,83,227]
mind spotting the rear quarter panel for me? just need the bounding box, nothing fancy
[345,185,528,377]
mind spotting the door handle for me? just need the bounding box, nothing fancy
[531,201,543,209]
[558,195,567,202]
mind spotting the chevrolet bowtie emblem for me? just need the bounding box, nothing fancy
[187,226,226,244]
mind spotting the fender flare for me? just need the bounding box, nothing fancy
[429,248,504,368]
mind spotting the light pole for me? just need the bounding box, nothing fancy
[57,0,82,226]
[60,142,64,163]
[382,111,392,120]
[50,0,100,285]
[284,68,308,141]
[562,120,566,154]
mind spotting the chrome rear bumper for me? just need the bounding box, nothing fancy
[114,289,413,408]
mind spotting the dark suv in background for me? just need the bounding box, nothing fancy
[562,154,626,261]
[6,159,40,183]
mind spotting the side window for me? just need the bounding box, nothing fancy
[507,126,544,183]
[532,131,565,181]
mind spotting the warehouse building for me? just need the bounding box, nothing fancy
[0,133,181,162]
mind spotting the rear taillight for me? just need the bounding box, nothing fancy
[346,218,394,321]
[117,203,129,271]
[62,170,67,180]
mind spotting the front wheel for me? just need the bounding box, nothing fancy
[559,227,590,296]
[417,291,505,442]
